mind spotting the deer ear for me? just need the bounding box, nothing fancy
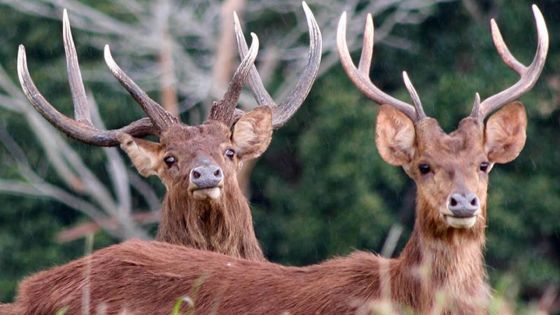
[231,106,273,161]
[117,133,163,177]
[484,102,527,164]
[375,105,416,166]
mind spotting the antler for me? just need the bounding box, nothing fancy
[208,33,260,126]
[17,10,157,146]
[470,5,549,121]
[104,47,179,131]
[336,12,424,122]
[105,35,259,129]
[233,1,322,128]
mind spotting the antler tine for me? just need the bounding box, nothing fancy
[402,71,426,120]
[336,11,418,122]
[271,1,322,128]
[209,33,260,126]
[490,19,525,74]
[473,5,549,120]
[17,13,157,147]
[470,93,481,118]
[357,14,374,76]
[234,1,322,128]
[233,12,274,109]
[62,9,91,124]
[104,45,179,131]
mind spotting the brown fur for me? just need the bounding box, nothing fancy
[11,103,527,314]
[0,304,15,315]
[12,239,487,315]
[124,107,272,261]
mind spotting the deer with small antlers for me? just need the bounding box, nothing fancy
[4,5,547,315]
[15,4,321,262]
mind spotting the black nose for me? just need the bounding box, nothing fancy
[447,193,479,217]
[190,165,223,189]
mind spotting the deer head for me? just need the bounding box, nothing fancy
[17,4,321,257]
[338,5,548,238]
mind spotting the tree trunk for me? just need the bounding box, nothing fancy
[159,31,178,116]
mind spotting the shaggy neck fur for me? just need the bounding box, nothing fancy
[388,196,489,314]
[157,182,265,262]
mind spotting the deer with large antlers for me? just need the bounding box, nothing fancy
[4,5,547,315]
[15,4,321,262]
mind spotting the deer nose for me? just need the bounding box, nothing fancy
[447,193,479,217]
[190,164,223,189]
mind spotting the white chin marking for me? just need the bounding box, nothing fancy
[192,187,221,200]
[445,216,477,229]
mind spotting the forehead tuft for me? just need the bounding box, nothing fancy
[416,117,484,155]
[159,122,231,147]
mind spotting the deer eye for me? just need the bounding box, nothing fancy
[164,155,176,167]
[479,161,490,172]
[224,148,235,160]
[418,163,431,175]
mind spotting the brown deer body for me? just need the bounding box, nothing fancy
[6,5,547,315]
[8,114,496,314]
[11,235,487,314]
[15,4,321,261]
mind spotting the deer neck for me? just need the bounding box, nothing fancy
[388,197,489,313]
[156,185,265,261]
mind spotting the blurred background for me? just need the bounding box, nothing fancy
[0,0,558,312]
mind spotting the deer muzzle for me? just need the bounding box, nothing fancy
[189,164,224,200]
[444,192,480,228]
